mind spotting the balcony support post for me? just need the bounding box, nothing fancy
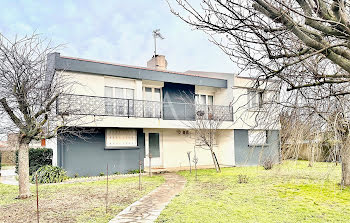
[127,99,130,118]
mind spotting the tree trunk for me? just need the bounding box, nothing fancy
[210,150,220,173]
[18,143,31,199]
[308,144,314,167]
[342,147,350,186]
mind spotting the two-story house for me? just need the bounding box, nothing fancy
[47,53,280,176]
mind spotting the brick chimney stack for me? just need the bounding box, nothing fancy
[147,55,167,70]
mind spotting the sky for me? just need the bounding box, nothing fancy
[0,0,236,73]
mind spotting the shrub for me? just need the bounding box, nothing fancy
[237,174,248,184]
[99,172,105,176]
[32,165,67,184]
[114,171,121,175]
[262,157,274,170]
[74,173,79,178]
[16,148,53,175]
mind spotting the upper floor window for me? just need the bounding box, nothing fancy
[195,94,214,105]
[105,86,134,99]
[248,90,263,109]
[143,87,161,101]
[104,86,134,115]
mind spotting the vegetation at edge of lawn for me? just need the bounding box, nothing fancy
[0,165,15,170]
[156,161,350,223]
[0,175,164,223]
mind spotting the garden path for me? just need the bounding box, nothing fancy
[109,173,186,223]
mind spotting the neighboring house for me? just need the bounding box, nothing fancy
[47,53,280,176]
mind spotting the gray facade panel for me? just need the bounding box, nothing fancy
[162,82,196,120]
[234,130,280,166]
[57,128,145,177]
[52,54,227,88]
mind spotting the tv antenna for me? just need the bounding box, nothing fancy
[152,29,164,57]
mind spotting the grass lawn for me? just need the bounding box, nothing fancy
[157,161,350,223]
[0,175,164,223]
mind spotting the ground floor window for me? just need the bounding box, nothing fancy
[248,130,267,146]
[105,129,137,148]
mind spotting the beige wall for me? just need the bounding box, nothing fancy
[217,129,235,166]
[161,129,233,168]
[61,70,279,130]
[189,71,234,106]
[233,76,280,130]
[63,71,142,98]
[66,115,236,130]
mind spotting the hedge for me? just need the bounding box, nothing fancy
[16,148,53,175]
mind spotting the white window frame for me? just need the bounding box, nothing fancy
[142,86,162,101]
[105,86,134,99]
[248,90,263,109]
[195,94,214,105]
[248,130,267,146]
[105,128,137,148]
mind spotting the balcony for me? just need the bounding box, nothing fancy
[57,94,233,121]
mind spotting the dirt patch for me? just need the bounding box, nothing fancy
[0,178,162,223]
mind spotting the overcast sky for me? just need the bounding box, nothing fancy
[0,0,236,73]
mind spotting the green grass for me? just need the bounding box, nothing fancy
[157,161,350,223]
[0,175,164,223]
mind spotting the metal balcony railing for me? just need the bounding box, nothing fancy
[57,94,233,121]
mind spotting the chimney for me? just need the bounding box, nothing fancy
[147,55,168,70]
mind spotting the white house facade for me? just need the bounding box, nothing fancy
[47,53,280,176]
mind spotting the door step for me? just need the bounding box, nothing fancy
[144,167,168,174]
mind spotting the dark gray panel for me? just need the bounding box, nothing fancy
[162,82,196,120]
[57,128,145,177]
[51,53,227,88]
[234,130,280,166]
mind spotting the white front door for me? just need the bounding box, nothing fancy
[144,132,162,167]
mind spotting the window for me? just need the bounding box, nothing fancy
[126,88,134,100]
[154,88,161,102]
[145,87,152,100]
[195,94,214,105]
[105,129,137,148]
[143,87,161,101]
[143,87,162,118]
[104,87,114,114]
[104,86,135,115]
[248,90,263,109]
[208,95,214,106]
[105,86,134,99]
[105,87,113,97]
[248,130,267,146]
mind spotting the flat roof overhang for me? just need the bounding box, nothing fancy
[51,53,227,88]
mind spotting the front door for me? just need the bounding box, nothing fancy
[144,132,162,167]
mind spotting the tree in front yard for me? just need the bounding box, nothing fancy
[0,33,90,198]
[169,0,350,186]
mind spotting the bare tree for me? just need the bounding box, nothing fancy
[0,33,91,198]
[168,0,350,186]
[177,93,234,172]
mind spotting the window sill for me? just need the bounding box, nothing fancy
[105,146,139,150]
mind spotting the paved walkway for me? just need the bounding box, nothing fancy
[0,166,18,185]
[109,173,186,223]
